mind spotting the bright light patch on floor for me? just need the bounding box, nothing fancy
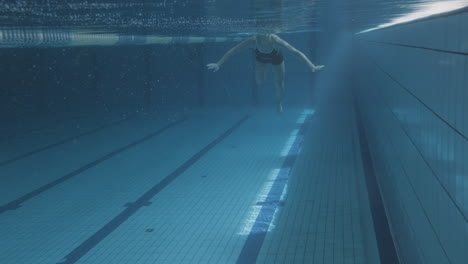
[280,129,300,157]
[239,169,281,235]
[239,205,262,236]
[358,1,468,33]
[297,109,315,124]
[266,183,289,231]
[238,109,314,236]
[297,115,307,124]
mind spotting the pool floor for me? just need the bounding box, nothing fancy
[0,105,374,263]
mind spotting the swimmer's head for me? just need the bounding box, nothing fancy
[256,33,271,42]
[255,21,281,35]
[256,27,272,35]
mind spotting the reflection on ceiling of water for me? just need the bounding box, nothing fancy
[0,0,467,35]
[359,0,468,33]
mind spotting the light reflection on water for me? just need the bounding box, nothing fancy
[359,0,468,33]
[0,0,467,35]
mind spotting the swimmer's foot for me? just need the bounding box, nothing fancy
[277,102,283,114]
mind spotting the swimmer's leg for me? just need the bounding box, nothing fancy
[255,60,267,86]
[273,62,285,113]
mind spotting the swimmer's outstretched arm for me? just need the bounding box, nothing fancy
[272,35,324,72]
[207,37,256,72]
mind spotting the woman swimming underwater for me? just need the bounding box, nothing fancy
[207,33,324,113]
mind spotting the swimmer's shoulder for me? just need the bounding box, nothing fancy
[269,34,281,42]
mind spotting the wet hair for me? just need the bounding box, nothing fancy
[255,20,281,35]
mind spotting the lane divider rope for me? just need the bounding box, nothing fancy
[0,28,243,48]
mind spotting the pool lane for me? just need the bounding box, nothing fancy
[0,111,130,161]
[71,109,302,264]
[0,107,378,264]
[0,111,185,208]
[0,110,248,264]
[0,114,133,167]
[0,117,188,214]
[58,115,250,264]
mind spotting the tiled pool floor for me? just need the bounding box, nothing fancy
[0,106,375,264]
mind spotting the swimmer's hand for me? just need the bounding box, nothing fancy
[311,65,325,72]
[206,63,220,72]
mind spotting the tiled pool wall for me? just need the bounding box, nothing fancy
[353,11,468,264]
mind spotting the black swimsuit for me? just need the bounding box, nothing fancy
[255,48,284,65]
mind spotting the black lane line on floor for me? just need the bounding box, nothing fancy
[0,115,134,167]
[372,60,468,142]
[0,117,188,215]
[353,93,400,264]
[56,115,250,264]
[236,113,312,264]
[363,39,468,56]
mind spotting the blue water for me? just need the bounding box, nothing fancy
[0,1,467,263]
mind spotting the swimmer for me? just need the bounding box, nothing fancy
[207,33,324,113]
